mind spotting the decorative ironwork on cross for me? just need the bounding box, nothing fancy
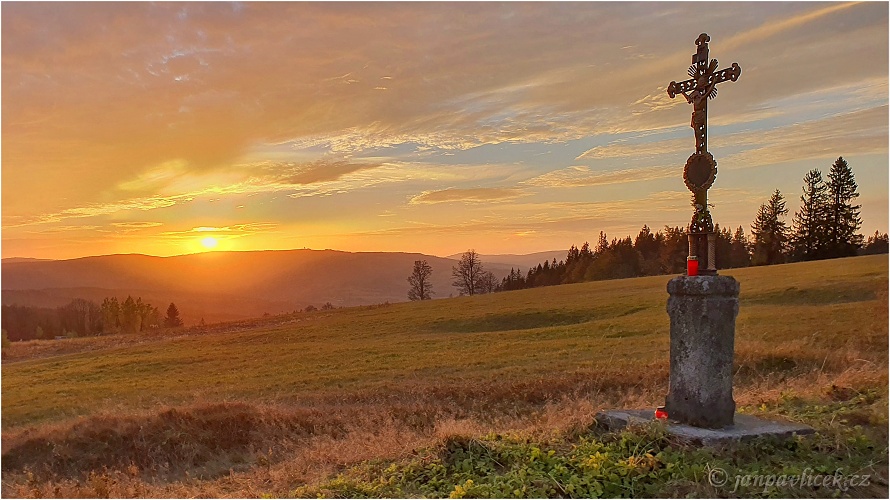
[666,33,741,275]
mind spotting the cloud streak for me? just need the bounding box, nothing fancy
[523,165,677,188]
[280,160,381,185]
[409,188,526,205]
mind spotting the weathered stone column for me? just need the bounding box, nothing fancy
[665,275,739,428]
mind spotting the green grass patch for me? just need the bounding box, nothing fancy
[294,394,887,498]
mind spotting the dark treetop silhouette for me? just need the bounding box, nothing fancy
[667,33,741,274]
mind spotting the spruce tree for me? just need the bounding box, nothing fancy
[751,204,770,266]
[658,226,688,274]
[713,225,733,269]
[165,302,184,328]
[634,225,660,275]
[729,226,751,268]
[121,296,138,333]
[751,189,789,266]
[595,231,609,255]
[826,157,863,257]
[790,169,829,261]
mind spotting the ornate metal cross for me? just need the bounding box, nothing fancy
[668,33,741,158]
[666,33,741,274]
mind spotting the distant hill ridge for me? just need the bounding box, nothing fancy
[446,250,567,271]
[1,249,530,324]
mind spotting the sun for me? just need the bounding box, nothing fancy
[200,236,219,249]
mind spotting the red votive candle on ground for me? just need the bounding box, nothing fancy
[655,406,668,420]
[687,257,699,276]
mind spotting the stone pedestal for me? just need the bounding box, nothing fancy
[595,409,814,446]
[665,275,739,428]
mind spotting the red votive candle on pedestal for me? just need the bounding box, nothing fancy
[687,257,699,276]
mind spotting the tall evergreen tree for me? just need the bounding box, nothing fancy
[565,241,593,283]
[165,302,184,328]
[658,226,688,274]
[825,157,863,257]
[634,225,661,276]
[121,296,138,333]
[729,226,751,268]
[751,203,770,266]
[751,189,789,266]
[595,231,609,255]
[790,168,829,261]
[501,268,528,291]
[101,297,121,334]
[714,225,733,269]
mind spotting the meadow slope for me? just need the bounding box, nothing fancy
[1,255,887,497]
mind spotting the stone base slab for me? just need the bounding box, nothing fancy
[595,409,814,446]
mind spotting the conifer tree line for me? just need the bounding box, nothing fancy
[1,296,184,342]
[501,157,886,292]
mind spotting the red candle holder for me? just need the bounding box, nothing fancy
[654,406,668,420]
[687,256,699,276]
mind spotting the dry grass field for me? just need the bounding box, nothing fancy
[1,255,887,497]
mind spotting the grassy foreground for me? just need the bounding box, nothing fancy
[1,255,887,497]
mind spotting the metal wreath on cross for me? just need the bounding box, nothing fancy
[683,152,717,192]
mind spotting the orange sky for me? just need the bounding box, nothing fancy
[2,2,888,259]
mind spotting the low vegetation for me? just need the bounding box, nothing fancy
[1,255,887,497]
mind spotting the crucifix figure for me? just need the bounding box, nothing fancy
[666,33,741,274]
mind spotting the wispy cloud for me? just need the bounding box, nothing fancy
[409,188,526,205]
[22,224,102,234]
[159,222,279,239]
[111,221,163,229]
[720,105,889,168]
[575,139,688,161]
[279,160,380,185]
[721,2,863,52]
[523,165,677,188]
[355,190,696,240]
[6,196,182,228]
[116,160,189,192]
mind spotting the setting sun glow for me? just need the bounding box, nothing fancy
[201,237,219,250]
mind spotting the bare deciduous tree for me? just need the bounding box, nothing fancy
[478,271,498,294]
[451,250,485,296]
[407,260,434,301]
